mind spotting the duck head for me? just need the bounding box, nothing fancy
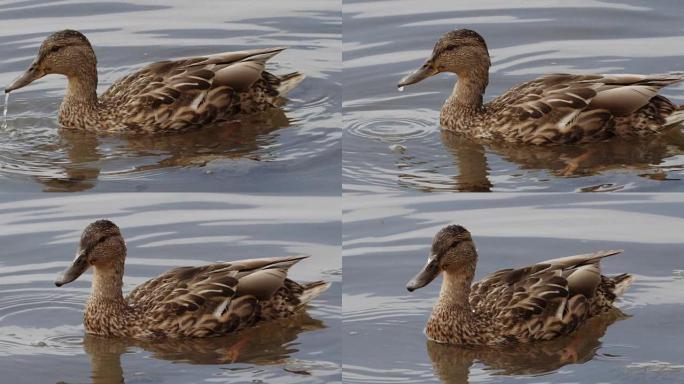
[5,29,96,93]
[55,220,126,287]
[398,29,490,89]
[406,225,477,292]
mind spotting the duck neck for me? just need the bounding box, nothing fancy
[59,61,99,128]
[441,67,489,130]
[435,263,475,311]
[85,260,127,333]
[425,254,479,343]
[90,262,125,307]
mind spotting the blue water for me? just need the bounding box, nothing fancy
[0,193,341,383]
[0,0,341,194]
[343,0,684,192]
[343,192,684,383]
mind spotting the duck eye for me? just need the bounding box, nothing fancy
[50,46,62,53]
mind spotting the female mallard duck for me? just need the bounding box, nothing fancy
[54,220,329,338]
[5,30,304,133]
[398,29,684,145]
[406,225,633,346]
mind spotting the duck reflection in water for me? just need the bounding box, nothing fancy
[426,309,626,383]
[38,109,289,192]
[80,312,324,384]
[439,128,684,192]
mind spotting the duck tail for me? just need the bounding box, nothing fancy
[297,280,330,307]
[278,72,305,96]
[665,105,684,127]
[610,273,634,298]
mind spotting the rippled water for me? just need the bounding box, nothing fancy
[343,0,684,192]
[343,193,684,383]
[2,93,8,128]
[0,193,341,384]
[0,0,340,193]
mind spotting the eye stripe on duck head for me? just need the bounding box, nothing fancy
[79,220,122,256]
[432,29,488,58]
[39,29,93,56]
[80,234,117,257]
[431,225,472,259]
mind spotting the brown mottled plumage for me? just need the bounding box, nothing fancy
[426,308,625,380]
[54,220,329,338]
[5,30,304,133]
[406,225,633,346]
[398,29,684,145]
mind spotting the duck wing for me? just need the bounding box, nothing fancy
[470,250,623,342]
[492,74,683,144]
[127,255,308,337]
[101,47,287,130]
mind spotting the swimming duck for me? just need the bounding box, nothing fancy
[54,220,329,338]
[5,30,304,133]
[406,225,633,346]
[398,29,684,145]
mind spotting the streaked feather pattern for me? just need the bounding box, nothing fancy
[56,221,328,339]
[399,29,684,145]
[482,74,684,144]
[105,255,329,338]
[97,47,303,132]
[4,30,304,132]
[424,249,633,346]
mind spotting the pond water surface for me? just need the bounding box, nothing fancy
[343,0,684,192]
[343,193,684,383]
[0,193,341,383]
[0,0,340,194]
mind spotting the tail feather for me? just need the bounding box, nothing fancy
[665,106,684,127]
[611,273,634,297]
[297,280,330,307]
[278,72,305,96]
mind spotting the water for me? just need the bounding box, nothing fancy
[0,193,341,384]
[343,0,684,192]
[2,93,7,129]
[0,0,340,193]
[343,192,684,383]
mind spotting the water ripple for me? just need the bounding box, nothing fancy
[0,288,84,357]
[346,110,435,144]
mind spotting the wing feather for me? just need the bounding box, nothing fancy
[125,255,307,337]
[491,73,684,144]
[470,250,624,340]
[99,47,287,130]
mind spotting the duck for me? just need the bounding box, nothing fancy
[54,220,329,338]
[4,29,304,133]
[405,225,633,346]
[398,29,684,145]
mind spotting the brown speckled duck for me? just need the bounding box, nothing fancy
[5,30,304,133]
[398,29,684,145]
[54,220,329,338]
[406,225,633,346]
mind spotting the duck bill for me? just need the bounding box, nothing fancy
[398,59,438,88]
[406,257,440,292]
[5,61,42,93]
[55,250,88,287]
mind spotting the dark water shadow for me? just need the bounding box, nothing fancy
[39,110,290,192]
[440,128,684,192]
[77,312,324,384]
[426,309,627,384]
